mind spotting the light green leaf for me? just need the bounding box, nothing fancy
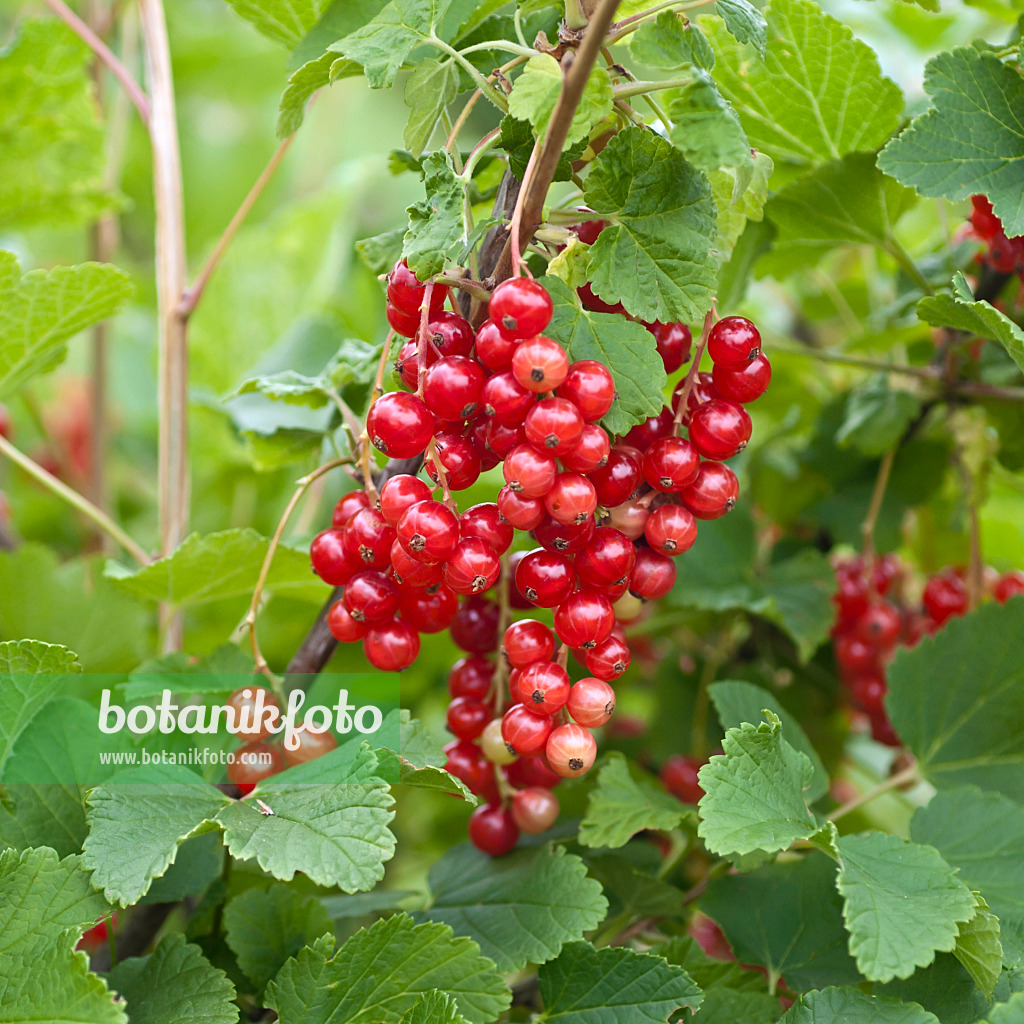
[223,0,334,47]
[629,11,714,70]
[697,711,817,857]
[709,151,773,259]
[911,786,1024,967]
[835,831,977,982]
[224,884,332,992]
[918,272,1024,374]
[547,236,592,291]
[278,52,333,137]
[668,72,751,172]
[400,991,468,1024]
[420,843,607,972]
[835,374,923,457]
[706,0,902,166]
[541,278,667,438]
[714,0,767,56]
[403,151,466,280]
[264,913,511,1023]
[779,987,940,1024]
[104,529,314,607]
[886,600,1024,801]
[0,252,133,399]
[357,227,407,276]
[508,54,613,148]
[241,427,325,471]
[582,127,717,323]
[954,894,1003,1000]
[404,58,458,157]
[82,764,229,906]
[985,992,1024,1024]
[579,752,689,849]
[107,934,236,1024]
[536,942,702,1023]
[709,680,828,802]
[878,48,1024,237]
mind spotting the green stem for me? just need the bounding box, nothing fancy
[430,37,510,112]
[829,762,920,823]
[613,75,694,99]
[513,6,529,47]
[106,913,118,968]
[886,237,934,296]
[458,39,537,59]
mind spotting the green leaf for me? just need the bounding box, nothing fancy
[709,680,828,802]
[876,952,991,1024]
[878,48,1024,237]
[83,764,229,906]
[886,600,1024,801]
[223,0,335,47]
[629,11,714,70]
[911,786,1024,967]
[709,151,773,259]
[536,942,702,1023]
[547,237,592,291]
[264,913,511,1023]
[918,272,1024,375]
[278,52,333,137]
[700,852,861,991]
[541,277,667,437]
[835,831,977,982]
[420,843,607,972]
[357,227,407,276]
[234,369,337,408]
[705,0,902,166]
[241,427,325,471]
[0,252,133,399]
[697,711,818,857]
[400,991,468,1024]
[579,752,689,849]
[224,884,332,993]
[403,151,466,281]
[107,934,236,1024]
[954,894,1003,1000]
[104,528,314,607]
[985,993,1024,1024]
[141,831,223,905]
[0,21,118,228]
[835,374,923,457]
[404,58,458,157]
[508,55,613,148]
[582,127,717,323]
[0,847,110,957]
[586,856,685,921]
[714,0,768,56]
[779,987,940,1024]
[667,72,751,173]
[497,116,585,183]
[330,0,453,89]
[689,987,780,1023]
[759,155,917,275]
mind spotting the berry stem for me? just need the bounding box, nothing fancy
[445,57,529,154]
[426,439,456,511]
[860,447,895,570]
[435,273,492,302]
[490,552,515,716]
[358,330,397,501]
[828,759,919,823]
[106,912,118,969]
[885,237,934,297]
[428,36,510,113]
[672,307,715,433]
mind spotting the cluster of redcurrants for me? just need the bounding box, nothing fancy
[832,554,1024,746]
[305,252,770,854]
[965,195,1024,277]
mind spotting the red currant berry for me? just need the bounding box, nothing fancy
[475,318,518,371]
[660,755,705,803]
[386,259,448,316]
[502,703,554,755]
[546,722,597,778]
[679,461,738,520]
[423,356,485,421]
[854,603,902,649]
[332,489,371,528]
[445,537,502,595]
[450,595,500,653]
[557,360,615,422]
[534,514,594,555]
[590,448,641,507]
[622,406,673,452]
[688,399,752,461]
[444,738,494,794]
[707,316,761,370]
[514,662,570,716]
[644,505,697,557]
[575,527,636,588]
[282,726,338,766]
[506,754,561,789]
[923,572,968,626]
[578,281,625,315]
[544,472,597,527]
[386,301,422,338]
[524,397,584,457]
[378,475,432,527]
[394,339,427,389]
[672,371,719,425]
[474,418,520,460]
[503,444,557,498]
[642,436,700,493]
[490,277,553,340]
[503,619,556,668]
[497,486,546,530]
[459,503,513,555]
[447,696,492,741]
[228,742,284,795]
[574,218,606,244]
[560,423,611,474]
[585,634,631,681]
[567,676,616,728]
[605,497,650,541]
[850,674,888,717]
[482,371,535,426]
[648,321,692,373]
[512,787,560,834]
[427,432,482,490]
[226,686,282,740]
[343,508,397,569]
[712,353,771,404]
[427,310,474,357]
[363,619,420,671]
[995,570,1024,603]
[512,335,569,393]
[834,633,882,677]
[449,656,493,700]
[390,539,444,587]
[310,528,359,585]
[629,548,677,600]
[399,583,458,633]
[468,802,519,857]
[969,195,1002,241]
[554,591,615,649]
[869,711,901,748]
[367,392,434,458]
[343,570,399,624]
[833,567,870,623]
[327,599,368,642]
[397,499,460,563]
[516,548,576,607]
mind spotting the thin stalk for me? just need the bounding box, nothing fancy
[458,39,538,58]
[829,761,919,823]
[435,274,492,302]
[429,36,510,112]
[861,448,896,566]
[0,435,149,565]
[490,553,514,717]
[673,309,714,431]
[886,238,934,296]
[612,76,694,99]
[439,109,463,173]
[358,332,396,501]
[106,914,118,969]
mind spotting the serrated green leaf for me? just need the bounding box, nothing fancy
[586,856,685,921]
[878,48,1024,236]
[779,987,940,1024]
[541,277,667,437]
[759,154,917,275]
[579,752,689,849]
[107,934,236,1024]
[104,529,314,607]
[264,913,511,1023]
[83,764,229,906]
[223,0,334,47]
[508,55,613,148]
[911,787,1024,967]
[420,843,607,972]
[546,236,592,290]
[835,374,923,457]
[357,227,407,276]
[629,11,714,70]
[536,942,702,1023]
[954,894,1003,1000]
[709,680,828,802]
[0,252,133,399]
[918,272,1024,374]
[667,72,751,173]
[714,0,767,56]
[224,884,332,992]
[403,151,466,280]
[759,549,839,662]
[277,53,361,137]
[706,0,902,166]
[835,831,977,982]
[582,127,717,323]
[886,600,1024,801]
[697,711,817,857]
[234,370,336,409]
[709,151,773,259]
[404,59,458,156]
[985,992,1024,1024]
[689,987,780,1023]
[140,831,223,905]
[876,952,991,1024]
[654,935,766,993]
[400,991,468,1024]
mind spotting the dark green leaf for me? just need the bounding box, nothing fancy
[403,151,466,280]
[835,374,922,457]
[779,987,940,1023]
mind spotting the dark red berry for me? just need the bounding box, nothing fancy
[995,571,1024,603]
[554,590,615,649]
[468,802,519,856]
[386,259,448,316]
[629,548,677,600]
[502,702,554,755]
[575,527,636,588]
[644,505,697,556]
[386,301,422,337]
[712,353,771,404]
[854,603,902,649]
[648,321,692,373]
[622,406,674,452]
[460,503,513,555]
[672,371,719,425]
[514,662,570,715]
[396,500,460,563]
[343,570,399,624]
[445,537,502,595]
[426,432,482,490]
[390,539,444,587]
[475,318,518,371]
[426,310,474,357]
[923,572,968,626]
[524,397,584,457]
[503,619,556,669]
[557,359,615,422]
[642,436,700,493]
[310,528,359,585]
[660,755,704,803]
[394,339,428,389]
[534,514,594,555]
[378,475,432,527]
[560,423,611,474]
[850,674,887,717]
[327,600,368,643]
[503,444,557,498]
[707,316,761,370]
[343,508,396,569]
[497,486,545,530]
[444,738,494,794]
[423,356,485,421]
[447,696,492,741]
[679,461,738,520]
[505,753,561,788]
[544,472,597,527]
[585,634,630,680]
[482,371,535,426]
[590,448,641,507]
[490,277,553,340]
[516,548,576,607]
[450,595,500,653]
[363,620,420,671]
[688,400,752,461]
[512,787,560,833]
[332,490,371,528]
[449,656,494,701]
[399,583,458,633]
[367,392,434,458]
